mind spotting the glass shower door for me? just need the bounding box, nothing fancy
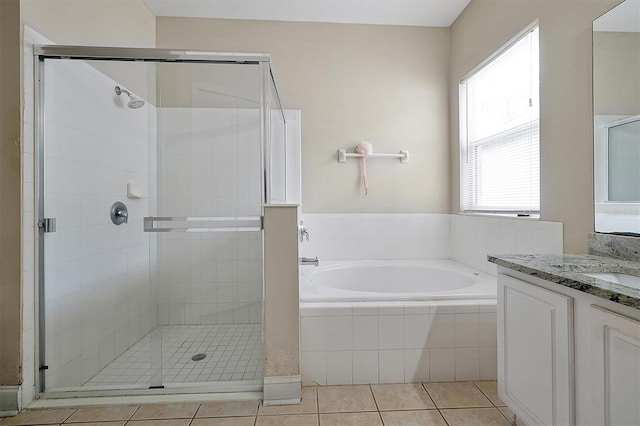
[146,61,265,389]
[39,56,156,392]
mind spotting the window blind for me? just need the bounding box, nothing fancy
[461,26,540,213]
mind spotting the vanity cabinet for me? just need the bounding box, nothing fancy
[497,275,574,426]
[497,271,640,426]
[590,306,640,426]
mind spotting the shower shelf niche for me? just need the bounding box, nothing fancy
[336,148,409,163]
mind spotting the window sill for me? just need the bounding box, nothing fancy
[457,211,541,220]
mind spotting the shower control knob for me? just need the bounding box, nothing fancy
[110,201,129,225]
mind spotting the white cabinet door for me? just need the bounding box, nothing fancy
[590,306,640,426]
[498,274,574,426]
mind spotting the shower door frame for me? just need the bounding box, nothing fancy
[34,45,281,398]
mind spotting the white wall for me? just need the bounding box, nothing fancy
[157,108,263,325]
[449,0,622,254]
[156,18,451,215]
[41,53,156,389]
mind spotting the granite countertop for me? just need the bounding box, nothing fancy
[488,254,640,310]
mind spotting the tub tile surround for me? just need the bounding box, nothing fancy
[300,214,451,262]
[301,213,563,275]
[301,301,498,386]
[299,213,562,386]
[451,214,563,276]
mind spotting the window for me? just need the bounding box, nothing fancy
[460,25,539,214]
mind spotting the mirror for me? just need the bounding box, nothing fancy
[593,0,640,235]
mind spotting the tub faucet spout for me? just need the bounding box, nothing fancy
[300,257,319,267]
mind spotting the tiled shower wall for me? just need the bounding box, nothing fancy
[40,54,156,389]
[157,108,263,325]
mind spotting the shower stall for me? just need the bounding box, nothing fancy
[34,46,288,396]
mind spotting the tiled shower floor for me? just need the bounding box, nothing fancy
[84,324,263,387]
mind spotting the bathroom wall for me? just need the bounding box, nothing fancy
[449,0,622,254]
[0,0,22,397]
[41,56,156,389]
[156,18,450,215]
[157,108,263,325]
[20,0,155,48]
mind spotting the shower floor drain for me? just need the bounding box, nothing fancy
[191,353,207,361]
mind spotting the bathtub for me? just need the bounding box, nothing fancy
[300,259,496,302]
[299,260,498,385]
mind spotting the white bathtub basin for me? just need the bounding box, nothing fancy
[300,259,496,302]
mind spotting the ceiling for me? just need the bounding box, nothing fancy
[144,0,472,27]
[593,0,640,32]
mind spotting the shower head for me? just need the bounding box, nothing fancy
[115,85,145,109]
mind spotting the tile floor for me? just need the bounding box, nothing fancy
[0,381,520,425]
[84,325,263,387]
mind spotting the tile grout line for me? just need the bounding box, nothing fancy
[471,381,514,425]
[61,408,78,424]
[369,385,386,426]
[421,383,450,426]
[316,385,320,426]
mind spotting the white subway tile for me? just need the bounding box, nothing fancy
[404,349,429,383]
[479,312,498,347]
[454,313,480,348]
[301,351,326,385]
[455,347,480,381]
[515,224,534,253]
[485,221,501,252]
[429,348,455,382]
[353,350,378,385]
[427,313,454,348]
[379,315,404,350]
[479,347,498,380]
[301,316,326,352]
[326,351,353,385]
[379,350,405,384]
[404,314,431,349]
[325,316,353,351]
[353,316,378,351]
